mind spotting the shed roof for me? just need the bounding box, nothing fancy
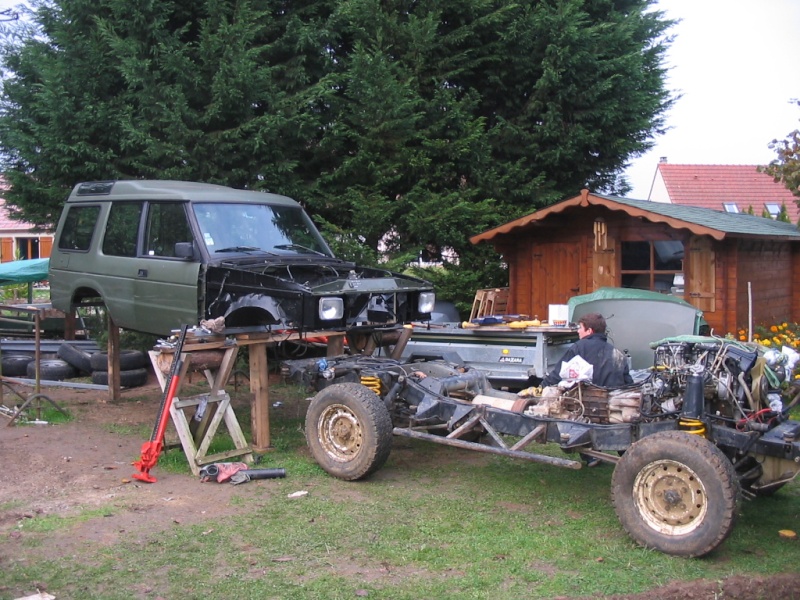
[470,189,800,244]
[656,164,799,221]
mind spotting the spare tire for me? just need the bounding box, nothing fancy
[26,359,77,381]
[57,343,93,374]
[1,354,34,377]
[89,349,148,372]
[91,368,149,388]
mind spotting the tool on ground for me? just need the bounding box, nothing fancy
[132,324,189,483]
[199,462,286,484]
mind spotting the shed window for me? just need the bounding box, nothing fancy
[621,240,684,293]
[722,203,739,213]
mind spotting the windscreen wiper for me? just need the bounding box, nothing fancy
[214,246,276,255]
[273,243,327,256]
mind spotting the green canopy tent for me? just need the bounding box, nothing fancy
[0,258,49,301]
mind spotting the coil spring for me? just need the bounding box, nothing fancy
[361,375,382,395]
[679,417,706,436]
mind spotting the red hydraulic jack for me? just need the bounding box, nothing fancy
[133,325,189,483]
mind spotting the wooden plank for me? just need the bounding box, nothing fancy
[108,315,120,402]
[169,401,201,476]
[249,342,271,450]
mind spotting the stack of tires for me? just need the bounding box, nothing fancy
[53,343,149,388]
[1,352,79,381]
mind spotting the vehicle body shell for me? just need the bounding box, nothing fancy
[49,181,434,335]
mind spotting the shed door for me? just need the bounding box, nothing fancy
[686,236,715,313]
[532,242,581,308]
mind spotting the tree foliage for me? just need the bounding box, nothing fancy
[0,0,675,307]
[761,100,800,203]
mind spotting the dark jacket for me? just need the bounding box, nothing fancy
[542,333,633,388]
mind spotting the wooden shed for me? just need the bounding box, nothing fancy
[469,189,800,335]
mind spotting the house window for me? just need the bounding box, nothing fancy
[621,240,684,293]
[16,237,40,259]
[722,203,739,213]
[765,203,780,219]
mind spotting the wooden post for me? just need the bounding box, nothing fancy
[327,332,345,357]
[249,341,271,451]
[107,315,121,402]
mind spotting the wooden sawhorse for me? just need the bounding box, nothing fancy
[148,341,253,477]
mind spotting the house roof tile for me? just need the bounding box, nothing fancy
[656,164,799,221]
[0,198,36,231]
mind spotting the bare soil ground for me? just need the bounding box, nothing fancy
[1,375,798,600]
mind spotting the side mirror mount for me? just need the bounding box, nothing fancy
[174,242,195,260]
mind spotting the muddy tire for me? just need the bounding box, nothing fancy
[26,359,77,381]
[57,343,93,374]
[91,368,149,388]
[89,349,147,372]
[611,431,739,557]
[305,382,393,481]
[1,354,33,376]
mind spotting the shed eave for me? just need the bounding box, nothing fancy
[469,191,729,245]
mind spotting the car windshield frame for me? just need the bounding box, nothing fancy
[192,202,335,258]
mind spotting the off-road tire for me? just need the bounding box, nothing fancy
[611,430,739,557]
[91,368,149,388]
[305,382,393,481]
[89,349,147,372]
[26,359,77,381]
[1,354,33,377]
[57,343,93,374]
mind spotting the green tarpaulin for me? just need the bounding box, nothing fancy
[0,258,50,286]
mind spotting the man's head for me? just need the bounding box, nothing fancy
[577,312,606,338]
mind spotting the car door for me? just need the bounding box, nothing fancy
[132,201,201,334]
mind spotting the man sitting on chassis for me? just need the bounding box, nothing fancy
[540,312,633,466]
[541,312,633,389]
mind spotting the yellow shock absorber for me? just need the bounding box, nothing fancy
[361,376,382,395]
[679,417,706,436]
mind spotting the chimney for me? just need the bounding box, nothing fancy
[659,157,668,163]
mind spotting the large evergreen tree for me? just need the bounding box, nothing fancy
[0,0,674,309]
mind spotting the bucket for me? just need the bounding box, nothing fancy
[548,304,569,327]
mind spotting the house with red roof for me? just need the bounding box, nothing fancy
[0,198,53,262]
[646,161,799,222]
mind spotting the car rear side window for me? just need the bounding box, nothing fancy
[57,205,100,251]
[103,202,143,257]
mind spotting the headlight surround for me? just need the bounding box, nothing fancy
[417,292,435,314]
[319,297,344,320]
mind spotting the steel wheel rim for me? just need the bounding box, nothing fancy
[632,458,708,536]
[318,403,363,462]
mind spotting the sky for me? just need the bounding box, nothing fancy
[623,0,800,199]
[0,0,797,202]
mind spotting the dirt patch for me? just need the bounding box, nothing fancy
[1,377,799,600]
[560,573,800,600]
[0,377,253,560]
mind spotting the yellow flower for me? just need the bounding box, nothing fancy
[762,339,772,346]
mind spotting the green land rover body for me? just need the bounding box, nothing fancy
[49,180,434,336]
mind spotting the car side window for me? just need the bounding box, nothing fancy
[57,205,101,251]
[145,202,192,257]
[103,202,143,257]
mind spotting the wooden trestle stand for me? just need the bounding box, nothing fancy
[148,328,347,475]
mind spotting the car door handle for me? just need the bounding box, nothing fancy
[138,269,148,278]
